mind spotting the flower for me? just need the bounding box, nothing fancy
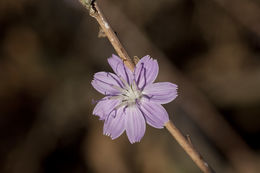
[91,54,178,143]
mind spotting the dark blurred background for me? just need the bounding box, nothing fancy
[1,0,260,172]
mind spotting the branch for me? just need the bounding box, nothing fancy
[78,0,214,172]
[79,0,135,71]
[165,121,215,173]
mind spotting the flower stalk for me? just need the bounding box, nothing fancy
[78,0,214,172]
[165,121,214,173]
[79,0,135,71]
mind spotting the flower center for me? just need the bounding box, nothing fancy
[110,77,143,108]
[123,82,142,104]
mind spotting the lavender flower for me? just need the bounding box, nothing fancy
[91,55,178,143]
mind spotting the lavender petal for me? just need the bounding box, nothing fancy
[143,82,178,104]
[108,54,134,85]
[140,100,169,128]
[103,106,125,140]
[125,106,146,143]
[91,71,123,95]
[93,97,120,120]
[134,55,159,89]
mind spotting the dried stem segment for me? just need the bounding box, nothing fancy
[79,0,135,71]
[165,121,214,173]
[78,1,214,172]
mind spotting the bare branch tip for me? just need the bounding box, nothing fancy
[79,0,97,16]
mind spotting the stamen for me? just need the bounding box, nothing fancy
[92,99,98,105]
[105,108,117,122]
[123,64,130,84]
[94,78,114,86]
[136,63,144,86]
[109,95,124,100]
[112,85,125,92]
[141,68,147,90]
[107,72,123,88]
[132,80,138,91]
[115,101,128,110]
[142,94,154,100]
[111,109,117,118]
[123,105,128,113]
[118,75,130,90]
[98,74,145,109]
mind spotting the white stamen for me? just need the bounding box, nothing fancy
[112,77,143,109]
[118,76,131,90]
[112,85,125,92]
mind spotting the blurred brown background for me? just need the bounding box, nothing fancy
[1,0,260,172]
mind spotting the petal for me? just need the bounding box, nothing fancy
[134,55,159,89]
[140,101,169,128]
[108,54,134,85]
[143,82,178,104]
[93,97,120,120]
[91,72,123,95]
[125,106,146,143]
[103,106,125,140]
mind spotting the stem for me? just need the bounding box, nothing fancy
[165,121,214,173]
[78,1,214,172]
[79,0,135,71]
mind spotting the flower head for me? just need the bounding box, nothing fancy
[91,55,178,143]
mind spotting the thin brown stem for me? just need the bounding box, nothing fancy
[78,1,214,172]
[165,121,214,173]
[79,0,135,71]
